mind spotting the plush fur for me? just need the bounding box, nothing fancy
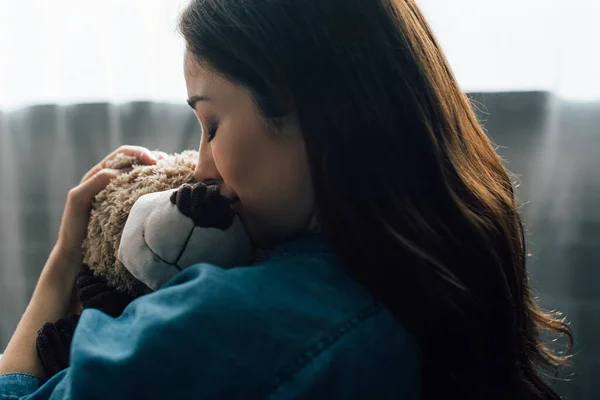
[82,150,198,297]
[37,149,277,378]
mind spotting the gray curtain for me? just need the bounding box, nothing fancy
[1,93,598,399]
[0,101,200,341]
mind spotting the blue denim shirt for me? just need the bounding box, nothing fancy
[0,234,420,399]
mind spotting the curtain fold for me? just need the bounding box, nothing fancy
[0,102,199,348]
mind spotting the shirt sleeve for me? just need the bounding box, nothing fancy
[0,246,416,399]
[0,263,262,400]
[0,373,44,399]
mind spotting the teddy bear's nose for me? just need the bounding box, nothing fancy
[227,196,240,204]
[202,179,219,186]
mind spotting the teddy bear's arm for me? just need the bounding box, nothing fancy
[36,313,80,378]
[76,265,136,318]
[35,266,137,379]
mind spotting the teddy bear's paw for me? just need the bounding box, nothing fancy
[76,265,135,318]
[36,313,80,378]
[170,182,235,230]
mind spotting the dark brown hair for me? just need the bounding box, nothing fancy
[179,0,572,398]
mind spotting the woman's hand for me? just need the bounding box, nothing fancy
[0,145,159,378]
[52,145,160,313]
[55,146,159,268]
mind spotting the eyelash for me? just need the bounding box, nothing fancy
[202,120,218,143]
[206,125,217,142]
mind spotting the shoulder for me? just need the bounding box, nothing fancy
[157,234,376,333]
[68,234,420,399]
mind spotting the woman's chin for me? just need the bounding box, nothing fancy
[243,222,280,250]
[235,211,261,247]
[234,208,304,250]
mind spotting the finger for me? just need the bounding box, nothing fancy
[81,162,131,184]
[80,163,104,184]
[101,145,158,167]
[69,169,122,212]
[81,146,157,183]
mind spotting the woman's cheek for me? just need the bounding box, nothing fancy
[213,135,254,201]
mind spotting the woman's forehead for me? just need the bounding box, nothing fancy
[184,56,231,100]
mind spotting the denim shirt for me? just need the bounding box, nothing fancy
[0,234,420,399]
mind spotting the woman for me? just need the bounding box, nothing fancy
[0,0,571,398]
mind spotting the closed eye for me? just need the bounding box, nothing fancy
[200,116,219,143]
[206,125,218,142]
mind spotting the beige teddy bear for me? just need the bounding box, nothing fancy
[36,150,255,378]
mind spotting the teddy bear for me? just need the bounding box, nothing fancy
[35,150,255,378]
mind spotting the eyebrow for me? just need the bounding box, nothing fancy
[186,95,212,110]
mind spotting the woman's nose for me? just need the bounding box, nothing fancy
[193,140,221,185]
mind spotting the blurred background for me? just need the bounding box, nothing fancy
[0,0,598,397]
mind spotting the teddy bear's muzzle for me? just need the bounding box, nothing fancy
[118,189,253,291]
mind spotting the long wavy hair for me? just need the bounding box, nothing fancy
[179,0,572,398]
